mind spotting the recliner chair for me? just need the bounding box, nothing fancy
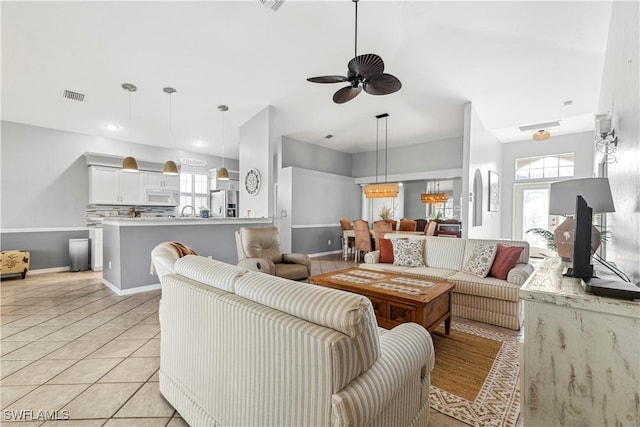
[235,226,311,281]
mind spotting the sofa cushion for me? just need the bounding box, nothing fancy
[359,263,414,275]
[462,243,497,278]
[174,255,249,292]
[379,238,394,264]
[425,237,466,270]
[463,239,529,266]
[448,271,520,302]
[274,263,309,281]
[490,244,525,280]
[404,266,458,280]
[392,239,425,267]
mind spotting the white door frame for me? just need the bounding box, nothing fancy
[513,182,559,258]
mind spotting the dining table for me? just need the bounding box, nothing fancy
[342,229,423,260]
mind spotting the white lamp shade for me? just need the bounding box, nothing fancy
[549,178,615,214]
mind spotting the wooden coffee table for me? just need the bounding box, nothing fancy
[309,267,455,334]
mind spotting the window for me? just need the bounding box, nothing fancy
[515,153,574,181]
[179,172,209,215]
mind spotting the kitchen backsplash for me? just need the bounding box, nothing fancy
[86,205,178,227]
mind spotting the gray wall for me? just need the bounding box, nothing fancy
[352,136,463,178]
[0,121,228,269]
[403,182,427,219]
[281,136,352,177]
[598,0,640,282]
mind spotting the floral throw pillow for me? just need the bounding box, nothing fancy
[462,243,497,278]
[392,239,425,267]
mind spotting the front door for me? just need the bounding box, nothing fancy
[513,183,561,258]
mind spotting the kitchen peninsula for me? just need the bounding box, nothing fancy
[102,217,272,295]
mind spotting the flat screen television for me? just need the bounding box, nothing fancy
[566,195,594,280]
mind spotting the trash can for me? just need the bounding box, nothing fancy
[69,238,89,272]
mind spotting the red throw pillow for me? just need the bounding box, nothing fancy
[379,238,394,264]
[490,244,524,280]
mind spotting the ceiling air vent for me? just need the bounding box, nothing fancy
[62,90,86,102]
[518,121,560,132]
[257,0,284,11]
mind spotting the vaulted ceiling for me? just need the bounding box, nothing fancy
[2,1,612,159]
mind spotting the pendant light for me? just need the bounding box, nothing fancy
[364,113,399,198]
[217,105,230,180]
[121,83,139,172]
[162,87,179,175]
[421,181,448,204]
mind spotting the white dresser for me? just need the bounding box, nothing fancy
[519,258,639,427]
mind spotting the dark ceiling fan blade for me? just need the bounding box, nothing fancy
[363,73,402,95]
[348,54,385,77]
[333,86,362,104]
[307,75,349,84]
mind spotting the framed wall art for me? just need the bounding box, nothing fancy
[488,170,500,212]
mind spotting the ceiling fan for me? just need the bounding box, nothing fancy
[307,0,402,104]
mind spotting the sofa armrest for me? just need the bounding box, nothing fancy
[237,257,276,275]
[364,250,380,264]
[331,323,434,426]
[282,253,311,274]
[507,262,535,286]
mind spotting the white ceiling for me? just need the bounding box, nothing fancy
[2,1,612,159]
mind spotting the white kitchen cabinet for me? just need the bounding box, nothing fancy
[89,228,103,271]
[89,166,143,205]
[210,178,240,191]
[144,171,179,190]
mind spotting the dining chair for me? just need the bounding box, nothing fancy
[353,219,372,262]
[373,220,393,250]
[385,219,397,231]
[425,220,438,236]
[340,218,355,258]
[415,219,427,232]
[399,218,417,231]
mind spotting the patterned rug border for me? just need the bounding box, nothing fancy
[429,322,521,427]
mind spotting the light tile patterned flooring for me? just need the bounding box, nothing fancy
[1,253,521,426]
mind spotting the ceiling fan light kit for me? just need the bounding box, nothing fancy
[307,0,401,104]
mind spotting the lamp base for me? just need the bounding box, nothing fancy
[553,218,601,260]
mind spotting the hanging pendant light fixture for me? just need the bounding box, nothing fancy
[421,181,448,204]
[364,113,399,198]
[162,87,179,175]
[217,105,230,180]
[121,83,139,172]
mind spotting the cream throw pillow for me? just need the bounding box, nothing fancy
[392,239,425,267]
[462,243,497,277]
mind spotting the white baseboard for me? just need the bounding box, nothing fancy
[101,278,161,296]
[29,266,71,275]
[308,250,343,257]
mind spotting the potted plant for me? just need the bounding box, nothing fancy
[378,205,393,220]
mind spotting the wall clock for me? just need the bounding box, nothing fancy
[244,168,261,196]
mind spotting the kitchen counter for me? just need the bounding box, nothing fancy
[102,217,271,226]
[101,217,273,295]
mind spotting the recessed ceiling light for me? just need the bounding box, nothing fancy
[563,100,573,108]
[193,140,207,147]
[104,123,119,131]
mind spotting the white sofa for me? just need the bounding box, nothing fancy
[154,253,435,427]
[363,236,534,330]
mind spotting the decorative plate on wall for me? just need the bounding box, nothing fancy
[244,168,261,196]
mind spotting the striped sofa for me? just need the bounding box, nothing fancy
[156,255,435,426]
[363,236,534,330]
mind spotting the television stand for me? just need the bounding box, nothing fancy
[519,258,640,426]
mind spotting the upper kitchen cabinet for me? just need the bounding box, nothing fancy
[89,166,143,205]
[144,171,179,190]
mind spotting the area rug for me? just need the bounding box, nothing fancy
[429,322,520,427]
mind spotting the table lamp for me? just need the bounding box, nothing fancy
[549,178,615,260]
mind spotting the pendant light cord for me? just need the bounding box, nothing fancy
[384,116,388,183]
[221,110,225,168]
[375,117,379,184]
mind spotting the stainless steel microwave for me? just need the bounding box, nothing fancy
[145,189,179,206]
